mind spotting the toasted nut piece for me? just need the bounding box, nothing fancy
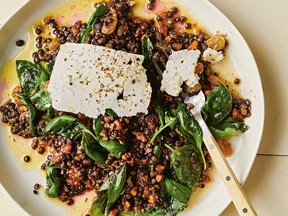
[142,186,149,198]
[156,174,164,182]
[130,186,138,197]
[113,119,122,131]
[188,40,199,50]
[74,155,81,161]
[52,150,61,164]
[150,171,157,177]
[195,62,204,75]
[132,131,148,143]
[18,105,28,112]
[156,24,168,36]
[208,74,223,86]
[148,195,157,204]
[108,208,119,216]
[12,86,22,105]
[232,108,243,120]
[184,83,202,95]
[122,200,131,211]
[172,43,183,51]
[48,38,61,51]
[103,115,110,123]
[165,36,172,43]
[102,12,118,35]
[129,1,136,7]
[117,24,128,37]
[100,130,109,141]
[155,164,165,174]
[123,117,129,124]
[70,26,79,35]
[77,112,88,121]
[207,35,226,51]
[61,143,72,155]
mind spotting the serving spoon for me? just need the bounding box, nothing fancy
[184,91,257,216]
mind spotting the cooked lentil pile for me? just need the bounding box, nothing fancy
[0,0,252,215]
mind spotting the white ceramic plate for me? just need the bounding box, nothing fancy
[0,0,264,215]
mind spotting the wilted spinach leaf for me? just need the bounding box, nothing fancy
[81,132,108,166]
[105,109,118,118]
[90,191,107,216]
[93,118,127,159]
[142,35,154,60]
[30,90,52,111]
[61,130,82,140]
[153,137,163,160]
[46,163,62,198]
[202,84,232,125]
[164,178,191,204]
[165,144,202,189]
[150,106,177,143]
[210,117,249,137]
[16,60,45,97]
[45,62,53,77]
[176,104,205,168]
[166,197,186,216]
[20,98,37,136]
[42,115,77,134]
[121,209,167,216]
[105,164,127,215]
[80,5,108,43]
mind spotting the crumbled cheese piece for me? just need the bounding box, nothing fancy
[160,49,201,97]
[48,43,152,117]
[202,47,224,64]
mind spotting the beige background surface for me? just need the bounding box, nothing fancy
[1,0,288,215]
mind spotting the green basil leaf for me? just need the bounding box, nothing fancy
[176,104,205,168]
[93,118,127,159]
[202,84,232,125]
[165,144,202,189]
[43,115,77,134]
[142,35,154,60]
[30,90,52,111]
[20,98,37,136]
[46,163,62,198]
[105,164,127,215]
[210,117,249,137]
[164,178,191,204]
[91,191,108,216]
[81,132,108,166]
[80,5,108,43]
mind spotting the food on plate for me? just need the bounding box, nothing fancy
[0,0,252,215]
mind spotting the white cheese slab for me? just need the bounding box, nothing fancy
[48,43,152,117]
[160,49,201,97]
